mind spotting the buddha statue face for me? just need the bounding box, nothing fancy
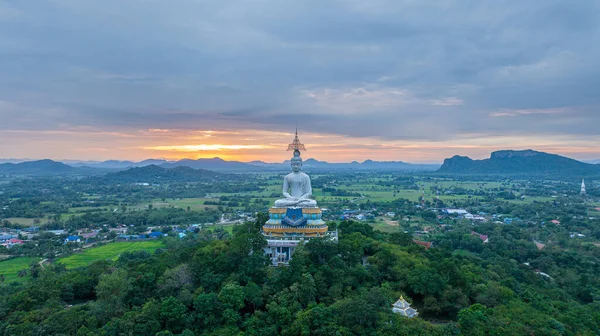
[290,149,303,172]
[291,157,302,172]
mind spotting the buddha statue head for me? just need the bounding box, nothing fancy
[290,150,302,172]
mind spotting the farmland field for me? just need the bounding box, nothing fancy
[57,241,165,269]
[0,257,41,282]
[369,220,403,233]
[150,198,222,211]
[4,217,48,226]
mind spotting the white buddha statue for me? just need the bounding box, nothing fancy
[274,151,317,208]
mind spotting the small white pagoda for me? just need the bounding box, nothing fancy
[392,296,418,318]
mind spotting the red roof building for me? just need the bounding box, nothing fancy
[471,231,489,243]
[1,238,24,248]
[413,240,432,250]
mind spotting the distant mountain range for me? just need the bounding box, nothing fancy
[438,150,600,176]
[3,150,598,176]
[247,158,439,171]
[18,157,439,172]
[160,158,255,171]
[69,159,170,169]
[0,157,439,175]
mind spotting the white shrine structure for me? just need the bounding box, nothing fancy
[392,296,419,318]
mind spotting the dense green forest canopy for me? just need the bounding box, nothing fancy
[1,216,599,335]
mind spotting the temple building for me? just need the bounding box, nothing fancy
[581,179,586,195]
[392,296,419,318]
[262,130,338,265]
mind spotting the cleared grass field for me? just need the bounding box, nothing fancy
[369,220,403,233]
[57,241,165,269]
[3,217,48,226]
[151,198,222,211]
[203,223,244,234]
[0,257,40,282]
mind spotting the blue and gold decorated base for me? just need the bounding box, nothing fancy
[267,207,325,225]
[264,207,327,237]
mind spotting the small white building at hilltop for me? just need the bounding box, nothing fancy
[392,296,418,318]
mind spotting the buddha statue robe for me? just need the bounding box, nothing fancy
[274,171,317,208]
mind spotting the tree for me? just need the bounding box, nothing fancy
[95,269,131,319]
[244,281,263,311]
[458,304,487,336]
[194,292,223,329]
[219,283,245,310]
[388,232,413,246]
[290,273,316,308]
[160,296,188,333]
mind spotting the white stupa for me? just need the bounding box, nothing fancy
[581,179,586,195]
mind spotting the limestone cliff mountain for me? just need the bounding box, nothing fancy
[438,150,600,176]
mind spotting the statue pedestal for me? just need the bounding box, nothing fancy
[266,207,325,225]
[263,207,327,236]
[262,207,336,266]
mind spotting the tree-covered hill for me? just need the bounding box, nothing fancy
[438,150,600,177]
[0,159,75,175]
[161,158,258,172]
[99,165,224,183]
[0,217,598,335]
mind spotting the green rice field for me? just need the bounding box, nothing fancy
[57,241,165,269]
[0,257,41,282]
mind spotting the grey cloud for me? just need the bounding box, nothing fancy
[0,0,599,143]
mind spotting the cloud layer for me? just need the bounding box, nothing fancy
[1,1,599,162]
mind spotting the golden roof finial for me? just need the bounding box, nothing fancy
[287,129,306,152]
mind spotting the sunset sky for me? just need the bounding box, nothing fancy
[1,1,599,163]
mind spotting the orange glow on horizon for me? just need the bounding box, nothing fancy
[147,144,272,152]
[2,128,600,163]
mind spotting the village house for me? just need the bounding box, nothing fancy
[0,233,17,242]
[471,231,489,243]
[1,238,24,248]
[413,240,432,250]
[148,231,165,238]
[64,236,81,244]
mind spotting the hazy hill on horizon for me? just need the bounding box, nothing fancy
[1,157,441,172]
[0,159,76,175]
[99,165,225,183]
[3,150,599,176]
[438,149,600,177]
